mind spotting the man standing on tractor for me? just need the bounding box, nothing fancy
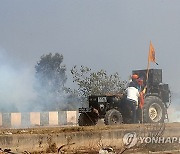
[126,74,140,123]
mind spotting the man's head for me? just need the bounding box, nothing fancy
[137,78,144,86]
[131,74,139,80]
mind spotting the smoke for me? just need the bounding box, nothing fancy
[0,47,37,112]
[0,47,80,112]
[168,91,180,122]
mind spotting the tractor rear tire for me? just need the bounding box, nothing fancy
[78,113,97,126]
[143,96,166,123]
[104,109,123,125]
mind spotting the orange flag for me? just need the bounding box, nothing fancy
[144,41,158,96]
[148,41,158,65]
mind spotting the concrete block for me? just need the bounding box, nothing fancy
[0,113,2,126]
[67,111,78,125]
[30,112,40,126]
[58,111,67,125]
[40,112,49,126]
[11,113,21,127]
[2,113,11,127]
[21,112,30,127]
[49,111,58,125]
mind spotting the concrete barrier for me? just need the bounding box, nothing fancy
[58,111,67,125]
[11,113,21,127]
[0,113,2,126]
[49,111,58,125]
[0,128,125,152]
[67,111,78,124]
[1,124,180,153]
[0,111,78,128]
[21,112,30,127]
[30,112,40,126]
[2,113,11,127]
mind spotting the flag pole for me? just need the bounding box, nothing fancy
[146,41,151,84]
[142,41,151,124]
[142,41,158,124]
[146,40,154,89]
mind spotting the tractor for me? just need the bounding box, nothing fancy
[78,69,171,126]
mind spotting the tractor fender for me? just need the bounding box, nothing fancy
[144,93,168,108]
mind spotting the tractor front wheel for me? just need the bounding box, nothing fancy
[104,109,123,125]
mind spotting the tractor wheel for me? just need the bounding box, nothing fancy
[78,113,98,126]
[143,96,166,123]
[104,109,123,125]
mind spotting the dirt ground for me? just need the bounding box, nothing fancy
[1,122,179,135]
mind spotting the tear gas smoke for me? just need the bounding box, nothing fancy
[0,47,79,112]
[0,47,37,112]
[168,92,180,122]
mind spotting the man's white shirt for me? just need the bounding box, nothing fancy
[126,87,139,104]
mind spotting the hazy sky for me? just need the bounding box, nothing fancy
[0,1,180,102]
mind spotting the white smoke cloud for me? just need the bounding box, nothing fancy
[0,47,37,112]
[166,91,180,122]
[0,47,80,112]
